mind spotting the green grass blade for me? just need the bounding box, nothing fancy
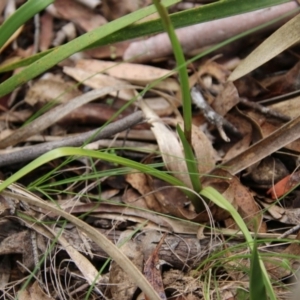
[200,186,276,300]
[0,48,53,73]
[0,0,179,98]
[0,0,54,49]
[0,1,292,74]
[176,125,201,193]
[153,0,192,144]
[250,240,267,300]
[0,147,194,199]
[90,0,291,48]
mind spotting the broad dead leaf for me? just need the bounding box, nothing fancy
[148,176,188,215]
[75,59,179,91]
[222,114,300,175]
[139,99,192,188]
[267,171,300,199]
[63,66,136,100]
[18,281,54,300]
[52,0,107,31]
[204,168,266,232]
[270,95,300,119]
[24,77,81,106]
[211,81,239,116]
[190,124,218,174]
[222,111,252,161]
[125,172,162,212]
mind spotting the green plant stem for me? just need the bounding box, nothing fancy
[0,147,192,198]
[153,0,192,144]
[177,124,202,193]
[0,0,54,49]
[200,187,276,300]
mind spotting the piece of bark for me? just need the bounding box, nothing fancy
[123,2,298,63]
[0,218,289,273]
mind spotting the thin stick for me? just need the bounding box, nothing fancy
[0,111,144,167]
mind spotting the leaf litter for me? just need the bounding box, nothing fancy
[1,1,300,299]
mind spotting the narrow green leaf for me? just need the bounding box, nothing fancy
[200,186,276,300]
[153,0,192,144]
[0,147,193,199]
[176,125,202,194]
[0,0,54,49]
[0,0,179,97]
[90,0,291,48]
[250,240,268,300]
[0,49,53,73]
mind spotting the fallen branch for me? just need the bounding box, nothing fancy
[191,86,242,141]
[0,111,143,167]
[123,2,298,62]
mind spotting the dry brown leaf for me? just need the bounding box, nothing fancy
[270,95,300,119]
[190,124,218,174]
[102,0,151,20]
[63,66,136,100]
[39,12,53,51]
[125,172,162,212]
[198,60,230,85]
[144,97,174,116]
[18,281,54,300]
[75,59,179,92]
[139,99,192,188]
[234,75,266,98]
[202,168,265,230]
[263,202,300,225]
[221,114,300,175]
[260,61,300,97]
[176,60,230,102]
[24,78,81,106]
[246,109,300,153]
[211,81,239,116]
[52,0,107,31]
[168,120,217,174]
[148,177,188,216]
[222,111,253,161]
[122,187,149,209]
